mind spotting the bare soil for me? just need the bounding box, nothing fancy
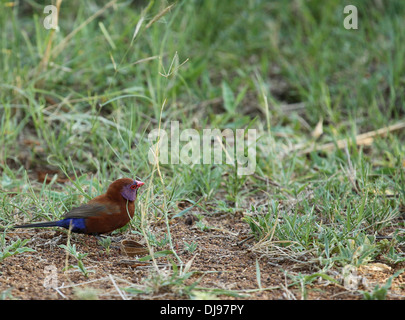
[1,212,404,300]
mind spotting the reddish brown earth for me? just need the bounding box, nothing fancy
[1,213,404,300]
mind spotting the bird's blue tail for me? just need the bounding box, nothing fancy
[14,218,87,233]
[14,221,61,229]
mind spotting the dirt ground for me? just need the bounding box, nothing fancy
[1,212,404,300]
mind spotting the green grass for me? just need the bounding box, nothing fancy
[1,0,405,299]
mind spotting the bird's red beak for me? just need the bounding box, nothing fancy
[136,180,145,187]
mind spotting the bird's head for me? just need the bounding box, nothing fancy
[107,178,145,202]
[121,179,145,201]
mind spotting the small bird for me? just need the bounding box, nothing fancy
[14,178,144,235]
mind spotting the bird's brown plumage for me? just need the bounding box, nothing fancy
[85,178,137,234]
[14,178,144,235]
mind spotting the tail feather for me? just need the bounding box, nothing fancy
[14,221,60,229]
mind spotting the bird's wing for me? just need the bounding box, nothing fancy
[63,203,120,219]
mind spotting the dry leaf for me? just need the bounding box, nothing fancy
[360,263,392,273]
[311,118,323,139]
[37,170,71,184]
[120,239,149,257]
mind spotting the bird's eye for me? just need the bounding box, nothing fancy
[130,184,137,190]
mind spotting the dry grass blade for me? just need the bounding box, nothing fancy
[340,145,361,195]
[146,3,176,29]
[131,16,144,44]
[251,239,316,266]
[109,274,128,300]
[295,120,405,155]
